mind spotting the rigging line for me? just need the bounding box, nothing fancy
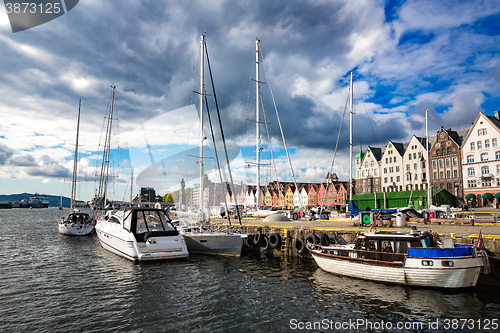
[355,80,381,148]
[204,90,232,226]
[319,93,349,213]
[260,92,284,208]
[204,39,242,227]
[260,45,299,206]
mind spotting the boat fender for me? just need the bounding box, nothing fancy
[253,233,262,246]
[294,238,306,254]
[305,233,319,245]
[269,233,281,249]
[245,234,254,247]
[293,212,298,220]
[298,211,305,218]
[261,236,270,250]
[320,234,330,246]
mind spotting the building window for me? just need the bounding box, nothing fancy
[446,170,451,178]
[436,150,441,156]
[374,169,378,176]
[389,157,392,163]
[384,177,387,183]
[375,188,379,193]
[496,151,500,160]
[468,180,477,188]
[396,176,400,182]
[497,165,500,174]
[368,170,372,177]
[409,154,412,160]
[442,148,445,155]
[423,173,426,181]
[482,179,492,187]
[481,153,489,162]
[447,147,451,154]
[413,153,416,159]
[486,140,490,148]
[407,174,411,181]
[432,160,437,168]
[468,168,475,176]
[384,168,387,174]
[478,128,487,136]
[406,164,410,171]
[362,170,366,177]
[440,171,444,179]
[478,141,483,149]
[422,161,426,169]
[452,157,457,166]
[482,166,490,175]
[389,167,394,173]
[375,179,379,185]
[467,155,474,163]
[396,166,400,172]
[365,162,368,168]
[439,159,443,168]
[453,169,458,178]
[471,142,475,150]
[413,163,417,170]
[390,176,393,182]
[418,152,422,158]
[394,156,397,163]
[493,138,497,147]
[446,158,450,166]
[363,179,366,185]
[385,158,388,164]
[415,174,418,180]
[433,172,437,180]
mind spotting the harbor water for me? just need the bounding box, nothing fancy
[1,208,500,332]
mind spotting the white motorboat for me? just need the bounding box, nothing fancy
[307,228,490,289]
[59,99,94,236]
[172,219,243,256]
[96,208,189,261]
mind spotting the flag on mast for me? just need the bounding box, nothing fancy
[475,229,483,248]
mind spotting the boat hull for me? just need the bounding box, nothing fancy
[310,251,482,289]
[181,233,243,256]
[58,223,94,236]
[95,224,189,262]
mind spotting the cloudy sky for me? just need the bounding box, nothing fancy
[1,0,499,201]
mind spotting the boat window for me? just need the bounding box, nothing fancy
[137,210,176,234]
[441,261,454,267]
[109,216,120,224]
[381,240,394,253]
[354,239,366,250]
[137,212,150,234]
[395,241,411,254]
[421,260,434,266]
[421,237,432,248]
[367,240,377,251]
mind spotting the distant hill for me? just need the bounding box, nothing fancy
[0,193,86,208]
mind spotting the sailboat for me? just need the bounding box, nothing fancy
[176,34,243,256]
[94,86,189,261]
[58,99,94,236]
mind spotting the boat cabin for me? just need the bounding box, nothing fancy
[108,208,179,242]
[64,212,92,224]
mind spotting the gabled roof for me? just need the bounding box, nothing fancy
[368,147,383,162]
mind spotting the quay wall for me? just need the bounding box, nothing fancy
[209,218,500,256]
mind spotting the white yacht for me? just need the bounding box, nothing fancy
[95,208,189,261]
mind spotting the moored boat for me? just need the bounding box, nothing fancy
[307,228,490,289]
[58,99,94,236]
[95,208,189,261]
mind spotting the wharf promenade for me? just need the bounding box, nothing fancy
[210,212,500,255]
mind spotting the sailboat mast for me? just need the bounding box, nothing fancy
[349,72,353,210]
[425,108,432,208]
[70,99,81,210]
[199,34,205,221]
[255,38,261,209]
